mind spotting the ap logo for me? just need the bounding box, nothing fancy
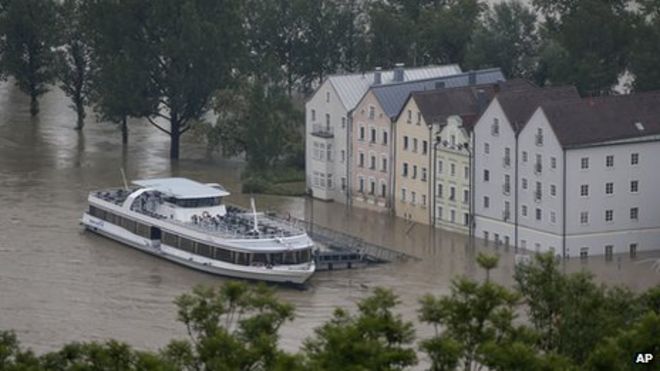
[634,353,654,364]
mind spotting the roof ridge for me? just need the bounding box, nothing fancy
[327,64,461,79]
[370,67,502,90]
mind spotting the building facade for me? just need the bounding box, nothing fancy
[305,65,463,203]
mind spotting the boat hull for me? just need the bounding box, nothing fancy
[81,213,315,285]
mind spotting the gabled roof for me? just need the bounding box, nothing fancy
[372,68,506,119]
[495,86,580,132]
[409,78,536,131]
[133,178,230,199]
[540,91,660,148]
[327,64,462,111]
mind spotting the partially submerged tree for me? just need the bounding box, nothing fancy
[0,0,58,116]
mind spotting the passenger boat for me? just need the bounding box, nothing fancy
[81,177,315,284]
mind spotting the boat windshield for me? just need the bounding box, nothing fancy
[165,197,222,208]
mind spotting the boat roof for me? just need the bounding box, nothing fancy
[133,177,230,199]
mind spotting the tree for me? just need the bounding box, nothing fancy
[0,330,40,369]
[476,252,499,282]
[465,0,539,79]
[54,0,93,130]
[136,0,244,159]
[628,0,660,91]
[162,282,297,371]
[366,2,417,67]
[0,0,58,116]
[303,287,417,370]
[40,340,172,370]
[210,81,303,171]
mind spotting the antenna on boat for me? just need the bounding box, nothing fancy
[250,197,259,233]
[120,167,129,191]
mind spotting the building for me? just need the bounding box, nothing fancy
[473,85,580,250]
[351,68,505,212]
[394,80,532,232]
[305,64,462,203]
[476,88,660,257]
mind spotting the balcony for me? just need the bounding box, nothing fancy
[311,124,334,138]
[503,156,511,168]
[502,209,511,221]
[502,183,511,195]
[534,162,542,175]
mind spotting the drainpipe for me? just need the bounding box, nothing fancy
[428,122,435,226]
[347,113,352,206]
[562,148,567,259]
[390,118,396,213]
[514,126,519,250]
[466,133,473,237]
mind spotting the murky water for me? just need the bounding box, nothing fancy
[0,82,658,361]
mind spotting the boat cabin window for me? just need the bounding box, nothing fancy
[164,197,221,208]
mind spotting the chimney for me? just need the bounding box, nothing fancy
[394,63,405,82]
[374,67,382,85]
[476,88,487,114]
[468,70,476,85]
[435,81,446,89]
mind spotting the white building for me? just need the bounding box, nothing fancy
[305,65,462,202]
[475,88,660,258]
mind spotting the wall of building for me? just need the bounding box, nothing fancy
[434,116,471,233]
[394,99,432,223]
[305,81,350,202]
[351,91,391,211]
[474,98,516,246]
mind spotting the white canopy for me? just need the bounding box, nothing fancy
[133,177,230,199]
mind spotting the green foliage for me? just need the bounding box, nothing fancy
[0,0,58,115]
[475,252,498,282]
[54,0,93,130]
[212,81,304,171]
[628,2,660,91]
[303,287,417,370]
[0,331,40,370]
[40,340,173,370]
[465,0,539,79]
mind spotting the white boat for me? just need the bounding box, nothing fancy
[81,177,315,284]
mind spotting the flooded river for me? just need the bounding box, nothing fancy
[1,82,659,359]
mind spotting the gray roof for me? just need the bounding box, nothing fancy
[327,64,462,110]
[540,91,660,148]
[372,68,506,119]
[495,86,580,132]
[133,178,230,199]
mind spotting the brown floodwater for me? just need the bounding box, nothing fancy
[0,82,659,363]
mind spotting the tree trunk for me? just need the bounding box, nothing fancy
[75,100,85,130]
[30,95,39,116]
[170,118,180,159]
[121,117,128,145]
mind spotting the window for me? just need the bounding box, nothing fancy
[411,191,416,204]
[417,112,422,124]
[484,231,489,243]
[382,157,387,172]
[550,184,556,197]
[326,113,330,127]
[464,166,469,179]
[381,182,386,197]
[580,184,589,197]
[438,207,443,220]
[437,184,443,198]
[464,213,469,226]
[605,209,614,222]
[522,151,528,162]
[536,208,542,221]
[449,186,456,201]
[550,211,556,223]
[580,247,589,259]
[438,160,443,174]
[536,128,544,145]
[401,188,407,202]
[370,155,376,169]
[341,117,346,128]
[450,163,456,176]
[580,211,589,224]
[450,209,456,222]
[311,109,316,121]
[422,194,427,207]
[403,163,409,177]
[407,110,412,122]
[484,142,490,154]
[605,245,613,259]
[630,243,637,258]
[412,165,418,179]
[403,136,409,150]
[413,138,418,152]
[483,169,490,182]
[369,106,375,119]
[605,182,614,195]
[581,157,589,169]
[551,157,557,169]
[606,155,614,168]
[484,196,490,208]
[491,118,499,136]
[326,144,332,162]
[359,125,365,140]
[503,147,511,167]
[631,153,639,165]
[463,189,469,204]
[369,178,375,195]
[522,178,528,190]
[383,131,388,145]
[358,177,364,193]
[326,91,330,102]
[422,167,428,182]
[422,140,428,155]
[630,207,639,220]
[630,180,639,193]
[370,127,376,143]
[341,150,345,163]
[341,177,347,191]
[359,152,364,167]
[522,205,528,217]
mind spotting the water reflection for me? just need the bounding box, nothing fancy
[0,82,658,361]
